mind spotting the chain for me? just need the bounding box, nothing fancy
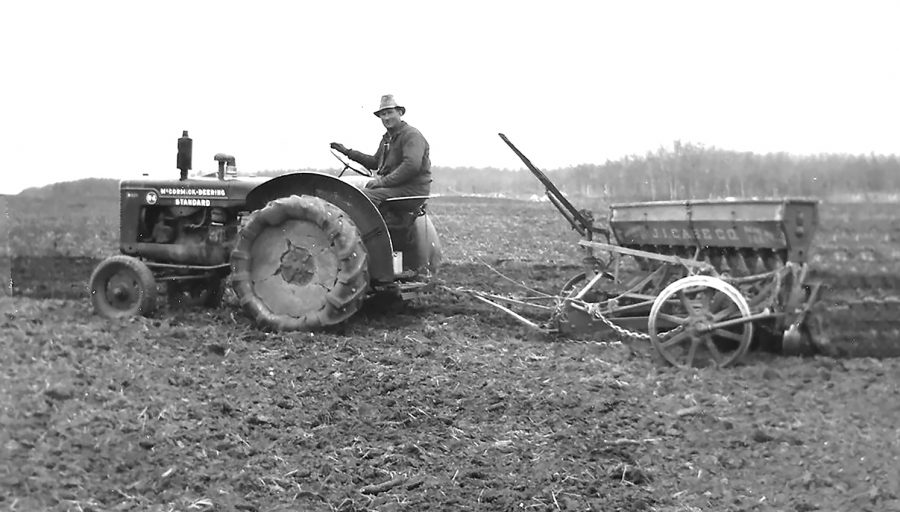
[552,297,680,343]
[584,301,652,341]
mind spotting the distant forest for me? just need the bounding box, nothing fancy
[430,142,900,202]
[16,142,900,203]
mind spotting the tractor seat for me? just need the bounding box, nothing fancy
[381,195,429,214]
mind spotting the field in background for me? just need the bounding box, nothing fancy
[6,190,900,272]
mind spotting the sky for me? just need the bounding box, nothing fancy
[1,0,898,195]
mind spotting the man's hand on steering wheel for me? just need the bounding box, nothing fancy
[329,145,373,177]
[329,142,349,155]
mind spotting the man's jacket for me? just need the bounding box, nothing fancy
[346,121,431,189]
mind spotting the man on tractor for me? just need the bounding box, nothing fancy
[330,94,431,206]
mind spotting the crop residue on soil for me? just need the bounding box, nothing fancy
[3,267,900,511]
[4,197,900,511]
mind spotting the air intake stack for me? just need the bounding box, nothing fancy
[214,154,237,180]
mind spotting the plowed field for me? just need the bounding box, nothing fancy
[2,196,900,511]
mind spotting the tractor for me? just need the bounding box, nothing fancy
[88,131,441,330]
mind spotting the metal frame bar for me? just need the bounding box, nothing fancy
[144,262,231,271]
[578,240,714,271]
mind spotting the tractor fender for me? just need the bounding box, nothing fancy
[246,172,394,282]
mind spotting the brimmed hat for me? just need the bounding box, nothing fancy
[373,94,406,116]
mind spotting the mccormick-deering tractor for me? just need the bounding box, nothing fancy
[89,131,441,330]
[471,134,900,367]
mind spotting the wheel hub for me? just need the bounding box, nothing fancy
[689,320,709,334]
[111,286,130,301]
[107,274,136,308]
[279,242,316,287]
[688,312,715,334]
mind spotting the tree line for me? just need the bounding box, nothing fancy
[16,142,899,203]
[431,142,900,202]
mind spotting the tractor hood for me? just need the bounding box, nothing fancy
[120,175,271,208]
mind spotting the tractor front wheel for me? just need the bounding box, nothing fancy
[90,255,158,319]
[230,195,369,330]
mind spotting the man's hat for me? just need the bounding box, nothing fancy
[373,94,406,117]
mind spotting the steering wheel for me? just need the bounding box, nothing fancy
[331,150,373,178]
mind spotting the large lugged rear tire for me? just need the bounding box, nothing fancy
[90,255,158,319]
[230,195,369,330]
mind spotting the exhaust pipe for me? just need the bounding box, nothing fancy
[177,130,192,181]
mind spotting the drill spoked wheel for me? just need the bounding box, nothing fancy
[648,275,753,368]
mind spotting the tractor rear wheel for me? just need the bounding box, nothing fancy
[90,255,158,318]
[230,195,369,330]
